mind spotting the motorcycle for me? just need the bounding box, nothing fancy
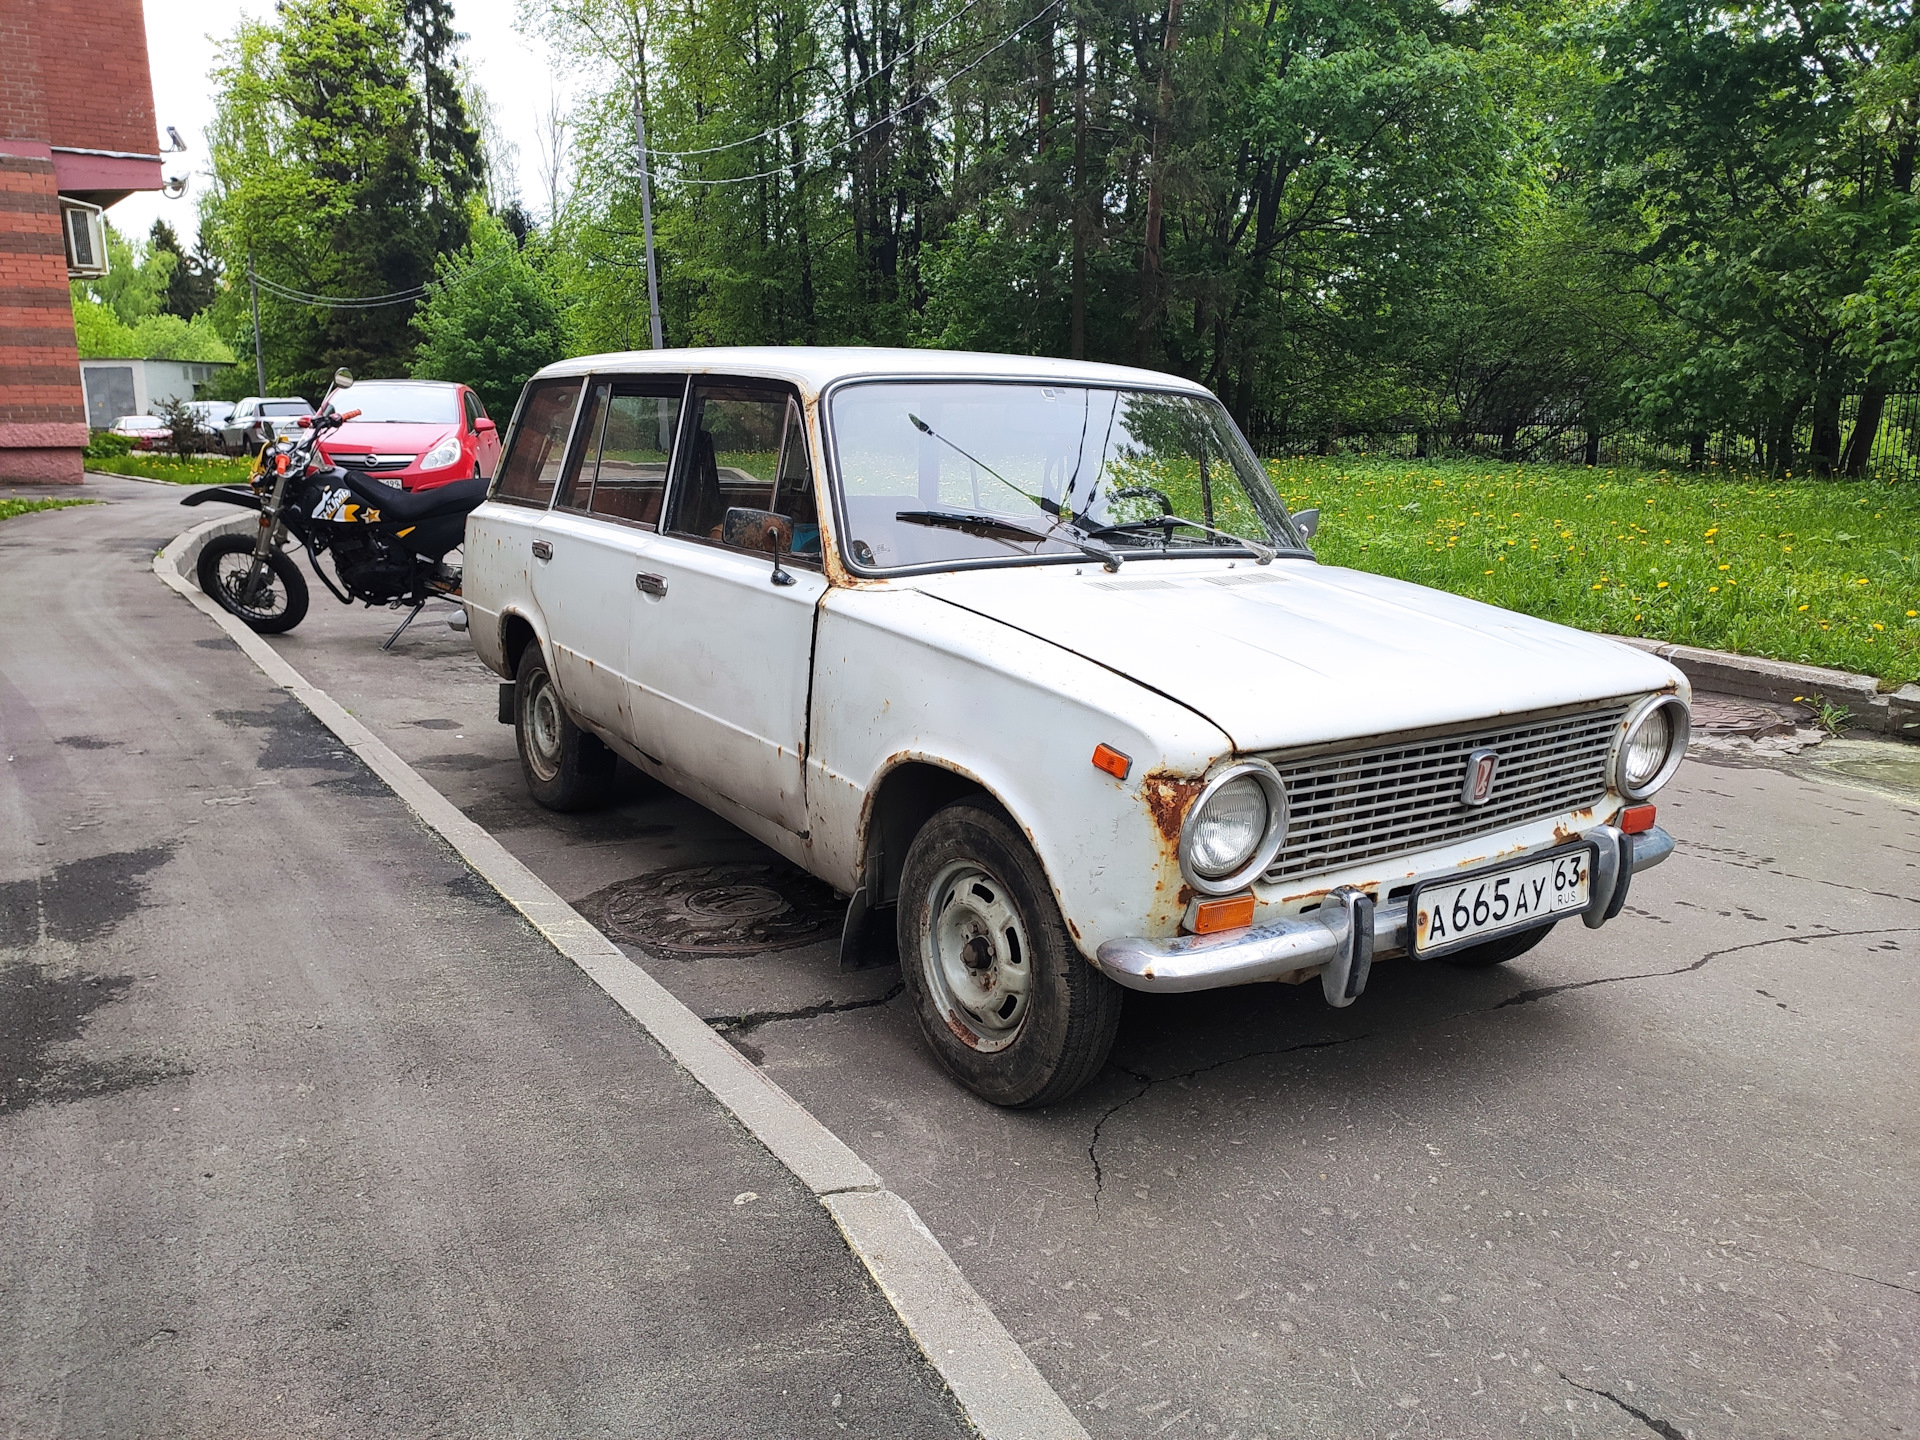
[182,369,489,649]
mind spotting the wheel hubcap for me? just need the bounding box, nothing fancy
[921,860,1031,1051]
[524,673,563,781]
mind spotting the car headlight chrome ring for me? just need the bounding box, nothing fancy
[1178,759,1290,896]
[419,433,463,472]
[1612,694,1690,801]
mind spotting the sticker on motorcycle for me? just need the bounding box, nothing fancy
[311,488,381,524]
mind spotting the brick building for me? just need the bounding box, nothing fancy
[1,0,162,483]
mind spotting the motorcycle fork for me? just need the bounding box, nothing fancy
[239,468,293,607]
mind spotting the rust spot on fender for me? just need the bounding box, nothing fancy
[1066,918,1081,941]
[1142,769,1205,849]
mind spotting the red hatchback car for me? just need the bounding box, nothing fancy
[315,379,501,491]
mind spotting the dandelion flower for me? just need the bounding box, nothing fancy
[1857,578,1870,585]
[1657,581,1669,589]
[1708,586,1719,592]
[1798,604,1809,611]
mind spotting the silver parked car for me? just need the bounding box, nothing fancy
[219,396,314,455]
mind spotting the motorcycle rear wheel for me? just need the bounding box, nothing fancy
[197,534,310,634]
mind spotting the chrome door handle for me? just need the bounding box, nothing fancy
[531,540,552,561]
[635,572,667,597]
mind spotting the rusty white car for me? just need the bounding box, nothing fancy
[462,349,1688,1107]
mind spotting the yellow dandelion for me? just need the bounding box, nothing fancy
[1857,578,1870,585]
[1657,581,1669,589]
[1718,564,1730,571]
[1798,604,1809,611]
[1708,586,1720,592]
[1873,623,1885,631]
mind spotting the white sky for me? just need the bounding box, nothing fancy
[108,0,574,244]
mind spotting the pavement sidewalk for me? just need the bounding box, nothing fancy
[0,477,971,1437]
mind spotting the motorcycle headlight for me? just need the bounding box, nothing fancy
[1612,695,1689,801]
[1179,760,1289,894]
[419,433,463,472]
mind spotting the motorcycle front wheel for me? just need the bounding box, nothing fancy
[196,534,310,634]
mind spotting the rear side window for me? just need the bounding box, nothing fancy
[494,378,583,508]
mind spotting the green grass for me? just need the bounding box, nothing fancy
[1266,457,1920,687]
[0,498,95,523]
[85,453,256,486]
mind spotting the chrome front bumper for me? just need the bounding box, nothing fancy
[1094,825,1673,1003]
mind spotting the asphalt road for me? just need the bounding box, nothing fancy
[0,478,971,1439]
[16,477,1920,1440]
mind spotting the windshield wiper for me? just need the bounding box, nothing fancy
[1083,512,1276,564]
[894,509,1122,572]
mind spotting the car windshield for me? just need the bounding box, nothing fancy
[117,416,164,430]
[334,383,457,424]
[828,381,1306,571]
[259,400,315,417]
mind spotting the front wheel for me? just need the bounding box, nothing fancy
[196,534,309,633]
[898,801,1122,1107]
[514,643,614,811]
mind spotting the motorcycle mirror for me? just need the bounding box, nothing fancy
[333,368,355,390]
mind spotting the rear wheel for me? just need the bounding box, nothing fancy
[898,801,1122,1107]
[196,534,309,634]
[1438,921,1556,969]
[514,643,613,811]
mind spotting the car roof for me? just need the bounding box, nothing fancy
[528,346,1216,398]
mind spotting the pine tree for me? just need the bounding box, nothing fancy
[402,0,484,254]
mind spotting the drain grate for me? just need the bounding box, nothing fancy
[589,862,844,956]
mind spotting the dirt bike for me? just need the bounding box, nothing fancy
[181,370,488,648]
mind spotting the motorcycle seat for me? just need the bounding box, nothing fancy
[336,471,489,521]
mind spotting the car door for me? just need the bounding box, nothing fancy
[223,400,254,453]
[530,374,684,737]
[467,389,502,477]
[624,378,825,834]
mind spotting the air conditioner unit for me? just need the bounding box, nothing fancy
[61,200,109,278]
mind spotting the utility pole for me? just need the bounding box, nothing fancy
[634,83,664,351]
[247,251,267,395]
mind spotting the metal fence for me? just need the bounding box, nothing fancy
[1251,391,1920,480]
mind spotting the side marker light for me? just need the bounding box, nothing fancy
[1620,804,1656,834]
[1091,743,1131,780]
[1192,895,1255,934]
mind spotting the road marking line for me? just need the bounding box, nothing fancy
[156,514,1088,1440]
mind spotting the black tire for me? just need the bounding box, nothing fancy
[196,534,309,634]
[1438,920,1557,969]
[897,801,1122,1107]
[514,643,614,811]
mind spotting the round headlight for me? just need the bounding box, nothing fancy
[1179,761,1289,894]
[1614,695,1689,800]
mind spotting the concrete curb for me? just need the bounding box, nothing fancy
[1611,635,1920,738]
[154,513,1088,1440]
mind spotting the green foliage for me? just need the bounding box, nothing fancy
[202,0,489,396]
[72,298,237,363]
[84,454,257,485]
[0,500,95,524]
[1276,456,1920,684]
[84,431,136,458]
[149,219,223,319]
[410,209,566,416]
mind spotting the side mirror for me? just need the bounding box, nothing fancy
[475,416,496,434]
[722,506,796,587]
[1292,507,1319,540]
[332,368,354,390]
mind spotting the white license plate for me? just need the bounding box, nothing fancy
[1412,847,1591,957]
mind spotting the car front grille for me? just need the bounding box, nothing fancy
[1261,702,1631,883]
[329,452,414,472]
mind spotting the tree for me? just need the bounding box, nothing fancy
[402,0,484,251]
[150,218,223,318]
[410,211,566,416]
[1575,0,1920,473]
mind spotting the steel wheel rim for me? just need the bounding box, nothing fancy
[524,671,564,782]
[214,551,285,620]
[920,859,1032,1053]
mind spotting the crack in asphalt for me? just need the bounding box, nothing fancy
[1495,926,1917,1009]
[1088,1036,1368,1209]
[703,983,904,1038]
[1087,925,1917,1199]
[1558,1372,1687,1440]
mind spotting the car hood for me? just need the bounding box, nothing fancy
[904,559,1684,753]
[319,420,455,453]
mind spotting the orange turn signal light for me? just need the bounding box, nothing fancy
[1091,743,1132,780]
[1620,804,1656,834]
[1192,895,1256,934]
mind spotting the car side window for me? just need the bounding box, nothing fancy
[463,390,482,431]
[666,381,818,561]
[493,378,583,508]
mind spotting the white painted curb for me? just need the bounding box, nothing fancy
[155,513,1088,1440]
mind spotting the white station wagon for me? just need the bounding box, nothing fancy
[463,348,1688,1106]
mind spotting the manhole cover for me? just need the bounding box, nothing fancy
[1692,695,1798,737]
[589,863,844,956]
